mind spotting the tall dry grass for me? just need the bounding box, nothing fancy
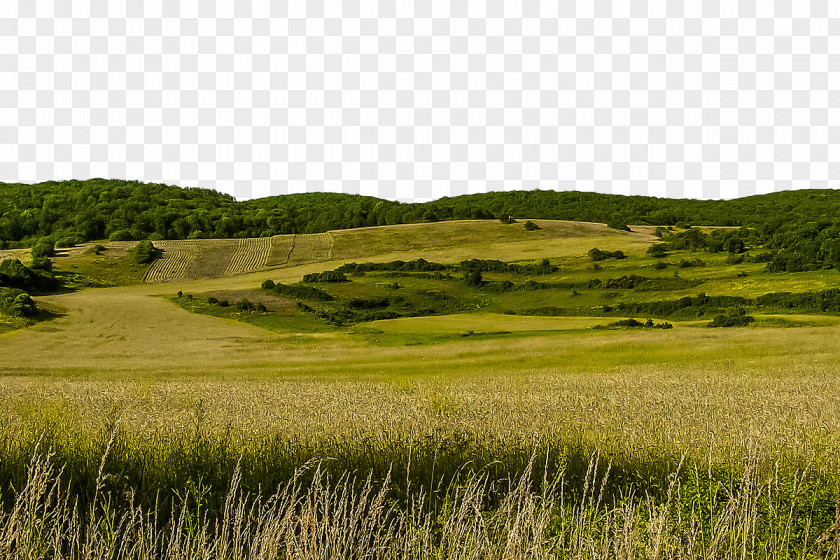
[2,441,840,559]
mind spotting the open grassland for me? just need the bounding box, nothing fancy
[331,219,653,263]
[5,219,840,557]
[4,339,840,558]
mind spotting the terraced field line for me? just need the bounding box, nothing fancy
[265,235,295,266]
[144,241,195,283]
[224,237,272,275]
[287,232,334,264]
[190,239,233,278]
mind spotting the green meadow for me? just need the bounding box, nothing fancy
[4,218,840,557]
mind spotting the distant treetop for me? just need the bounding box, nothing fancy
[2,179,840,250]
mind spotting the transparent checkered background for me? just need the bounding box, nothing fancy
[2,1,840,202]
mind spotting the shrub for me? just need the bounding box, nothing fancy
[605,275,647,289]
[0,258,59,292]
[55,236,84,248]
[30,239,55,271]
[749,251,774,263]
[234,299,255,311]
[337,259,449,274]
[269,283,334,302]
[464,269,483,287]
[347,297,389,310]
[678,258,705,268]
[589,248,626,262]
[610,318,644,327]
[724,237,746,254]
[261,279,276,290]
[523,220,540,231]
[653,261,668,270]
[0,287,37,317]
[708,307,753,327]
[646,244,668,258]
[109,229,134,241]
[708,314,755,328]
[601,317,673,329]
[132,240,161,264]
[302,270,348,283]
[206,296,218,304]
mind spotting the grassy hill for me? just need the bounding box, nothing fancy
[4,216,840,556]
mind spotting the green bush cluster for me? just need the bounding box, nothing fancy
[29,238,55,271]
[646,244,668,258]
[262,280,334,301]
[605,293,749,318]
[588,248,626,261]
[460,258,558,275]
[0,258,58,293]
[131,240,161,264]
[678,258,706,268]
[301,270,348,283]
[708,309,755,328]
[0,287,36,317]
[336,258,449,274]
[755,289,840,313]
[599,318,673,329]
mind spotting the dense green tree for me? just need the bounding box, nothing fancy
[464,269,483,287]
[29,238,55,271]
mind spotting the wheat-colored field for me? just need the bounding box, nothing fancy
[6,219,840,557]
[143,237,277,282]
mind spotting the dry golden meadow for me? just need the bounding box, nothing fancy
[3,220,840,558]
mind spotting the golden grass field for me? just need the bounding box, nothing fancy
[6,219,840,557]
[1,219,838,460]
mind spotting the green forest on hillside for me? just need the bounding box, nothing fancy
[2,179,840,276]
[0,179,836,242]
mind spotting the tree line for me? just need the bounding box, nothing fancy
[5,179,840,272]
[0,179,838,244]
